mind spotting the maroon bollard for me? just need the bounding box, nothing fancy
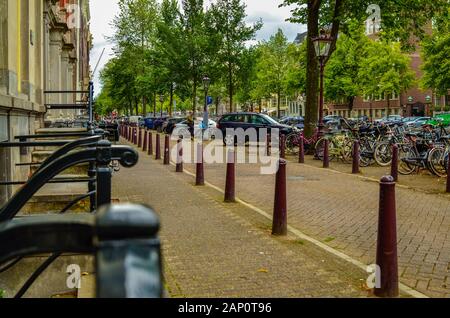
[148,132,153,156]
[155,134,161,160]
[280,134,286,159]
[374,176,399,297]
[138,128,143,148]
[323,139,330,168]
[224,150,236,203]
[128,127,132,142]
[143,129,148,152]
[195,143,204,186]
[176,139,183,173]
[266,133,271,156]
[352,140,360,174]
[134,128,138,145]
[299,135,305,164]
[163,135,170,165]
[272,159,287,236]
[391,144,399,182]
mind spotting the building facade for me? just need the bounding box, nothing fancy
[0,0,91,204]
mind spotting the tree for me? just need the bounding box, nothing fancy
[324,20,370,111]
[255,29,290,118]
[208,0,262,112]
[179,0,209,114]
[235,47,260,111]
[421,8,450,97]
[281,0,449,136]
[359,41,415,115]
[284,41,307,99]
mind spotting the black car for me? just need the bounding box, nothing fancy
[163,117,185,134]
[217,112,298,145]
[280,116,304,130]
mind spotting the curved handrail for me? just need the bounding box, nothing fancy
[0,144,139,222]
[35,135,102,174]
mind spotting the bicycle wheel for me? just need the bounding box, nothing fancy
[359,140,375,167]
[398,145,417,175]
[428,147,447,177]
[285,133,299,155]
[374,141,393,166]
[315,137,336,161]
[341,139,354,164]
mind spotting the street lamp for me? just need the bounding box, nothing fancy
[312,30,333,136]
[159,94,165,118]
[202,75,211,131]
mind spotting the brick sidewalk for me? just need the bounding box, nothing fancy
[112,138,373,298]
[169,141,450,298]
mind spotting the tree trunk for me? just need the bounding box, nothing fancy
[259,99,262,113]
[229,64,233,113]
[169,85,174,117]
[277,91,281,119]
[192,79,197,115]
[216,96,220,116]
[153,92,157,117]
[304,2,320,137]
[142,96,147,117]
[134,97,139,116]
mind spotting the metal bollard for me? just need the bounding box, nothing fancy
[133,128,138,145]
[148,132,153,156]
[155,134,161,160]
[195,143,204,186]
[374,176,399,298]
[266,133,271,156]
[299,135,305,164]
[280,134,286,159]
[352,140,360,174]
[176,139,183,173]
[224,150,235,203]
[138,128,143,148]
[143,130,148,152]
[128,127,132,142]
[391,144,399,182]
[272,159,287,236]
[323,139,330,168]
[163,135,170,165]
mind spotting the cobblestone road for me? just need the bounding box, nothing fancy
[112,137,372,298]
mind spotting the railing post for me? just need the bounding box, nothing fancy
[224,149,235,202]
[391,144,399,182]
[96,204,163,298]
[96,141,113,207]
[352,140,360,174]
[374,176,399,298]
[272,159,287,236]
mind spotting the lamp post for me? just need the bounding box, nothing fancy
[159,94,164,118]
[312,30,334,136]
[202,75,211,132]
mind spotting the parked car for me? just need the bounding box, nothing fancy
[405,117,432,128]
[161,117,185,134]
[323,115,343,124]
[280,116,304,130]
[154,117,169,132]
[128,116,142,127]
[216,112,298,145]
[143,117,158,130]
[174,118,217,139]
[427,114,450,127]
[375,115,403,124]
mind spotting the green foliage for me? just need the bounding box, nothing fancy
[359,40,415,100]
[421,8,450,96]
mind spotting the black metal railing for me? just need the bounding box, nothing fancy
[0,204,162,298]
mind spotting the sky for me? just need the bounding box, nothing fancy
[89,0,306,93]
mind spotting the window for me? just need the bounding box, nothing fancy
[250,115,268,125]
